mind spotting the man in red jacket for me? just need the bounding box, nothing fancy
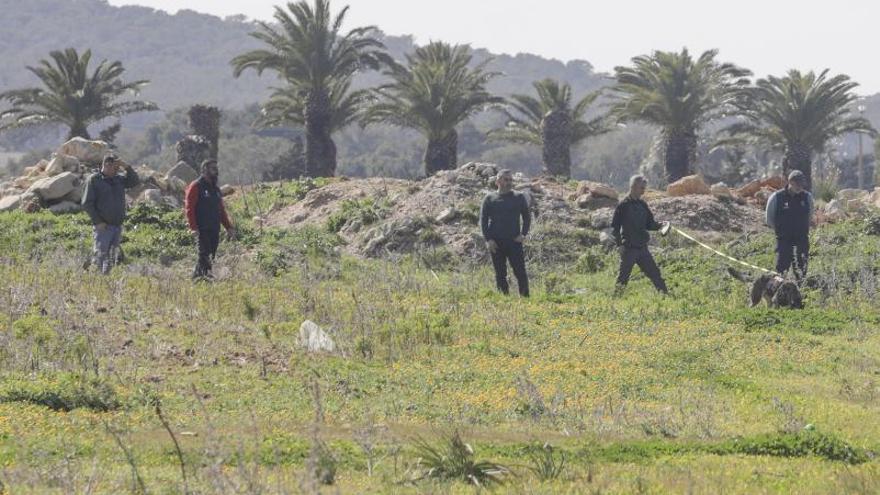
[184,160,235,280]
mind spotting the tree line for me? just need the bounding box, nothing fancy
[1,0,876,190]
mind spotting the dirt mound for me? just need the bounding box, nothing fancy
[262,163,769,260]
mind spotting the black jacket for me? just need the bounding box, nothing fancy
[81,169,140,226]
[480,191,531,241]
[611,196,661,248]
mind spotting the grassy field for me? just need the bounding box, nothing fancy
[0,184,878,493]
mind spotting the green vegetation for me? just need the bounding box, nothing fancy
[0,188,878,492]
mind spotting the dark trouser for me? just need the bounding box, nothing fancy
[93,224,123,275]
[490,238,529,296]
[616,246,668,293]
[775,235,809,281]
[194,229,220,278]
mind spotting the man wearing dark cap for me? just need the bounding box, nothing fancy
[766,170,814,280]
[81,154,140,274]
[184,159,235,280]
[480,169,531,297]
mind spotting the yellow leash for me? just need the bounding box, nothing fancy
[670,226,780,276]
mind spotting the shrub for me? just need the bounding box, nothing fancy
[0,373,120,412]
[411,431,510,487]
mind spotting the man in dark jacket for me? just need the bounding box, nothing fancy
[765,170,814,281]
[611,174,669,294]
[185,159,235,280]
[81,154,139,274]
[480,169,531,296]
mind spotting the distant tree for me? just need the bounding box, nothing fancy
[609,48,751,183]
[362,41,503,176]
[723,70,876,191]
[188,105,221,159]
[231,0,392,177]
[489,78,607,178]
[0,48,157,140]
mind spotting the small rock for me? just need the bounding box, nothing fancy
[576,192,618,210]
[435,207,458,224]
[575,181,618,200]
[164,161,199,184]
[220,184,235,196]
[0,194,23,212]
[823,199,845,222]
[48,201,81,214]
[710,182,732,198]
[138,189,163,205]
[298,320,336,353]
[667,175,710,196]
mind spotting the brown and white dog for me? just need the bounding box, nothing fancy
[728,268,804,309]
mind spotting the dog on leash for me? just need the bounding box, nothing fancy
[727,268,804,309]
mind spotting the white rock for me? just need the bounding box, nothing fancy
[298,320,336,353]
[220,184,235,196]
[45,154,80,176]
[27,172,80,201]
[837,188,868,202]
[0,195,22,212]
[164,161,199,184]
[48,201,81,214]
[667,175,711,196]
[435,207,457,223]
[56,137,109,164]
[138,189,163,205]
[823,199,845,221]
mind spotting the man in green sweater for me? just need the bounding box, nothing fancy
[480,169,531,297]
[611,174,669,294]
[81,154,139,274]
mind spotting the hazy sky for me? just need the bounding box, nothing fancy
[108,0,880,93]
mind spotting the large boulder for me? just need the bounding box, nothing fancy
[823,199,845,222]
[837,188,868,202]
[27,172,80,201]
[298,320,336,353]
[575,181,618,200]
[56,137,109,164]
[164,161,199,184]
[0,195,23,212]
[667,175,711,197]
[736,175,785,198]
[45,154,81,176]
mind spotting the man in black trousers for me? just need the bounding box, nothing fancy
[480,169,531,297]
[184,160,235,280]
[611,174,669,294]
[765,170,814,281]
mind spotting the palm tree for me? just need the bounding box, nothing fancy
[256,77,369,133]
[231,0,392,177]
[0,48,157,140]
[362,41,503,176]
[489,79,607,178]
[609,48,751,183]
[723,70,876,191]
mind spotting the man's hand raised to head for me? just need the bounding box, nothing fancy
[486,239,498,253]
[513,234,524,244]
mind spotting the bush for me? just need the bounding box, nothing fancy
[0,373,120,412]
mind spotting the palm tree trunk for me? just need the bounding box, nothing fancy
[424,130,458,176]
[68,121,90,140]
[541,110,572,178]
[305,90,337,178]
[783,141,813,191]
[664,130,696,183]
